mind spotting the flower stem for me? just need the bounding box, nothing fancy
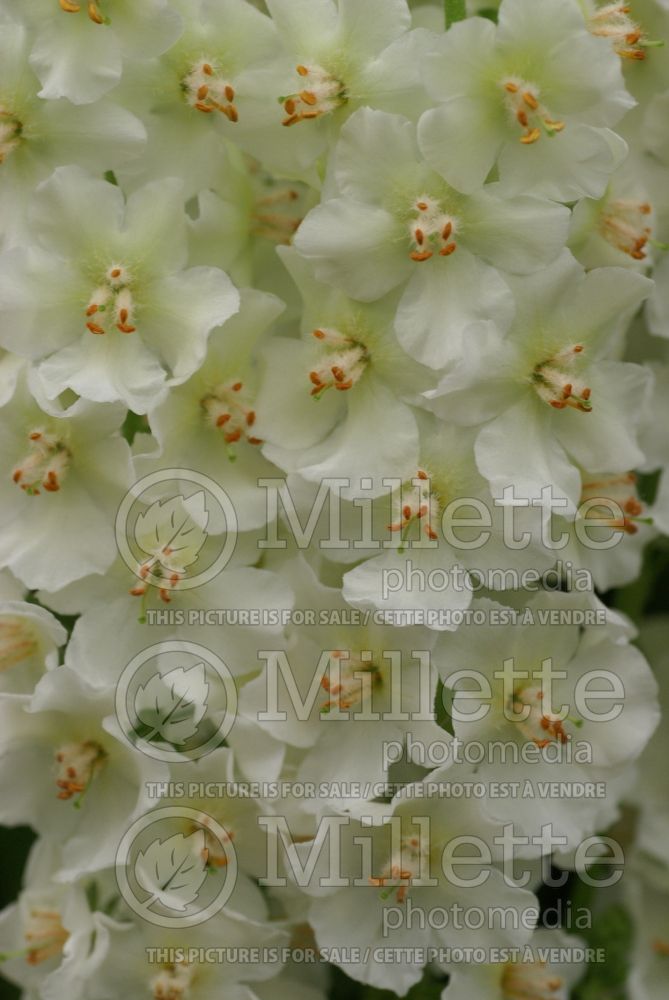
[445,0,466,27]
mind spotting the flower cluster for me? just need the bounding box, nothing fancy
[0,0,668,998]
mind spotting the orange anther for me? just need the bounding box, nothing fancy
[197,84,209,100]
[225,85,235,102]
[87,1,104,23]
[300,90,318,106]
[86,321,105,335]
[59,0,80,10]
[246,411,256,426]
[520,128,541,144]
[313,329,326,339]
[415,228,424,245]
[195,102,215,113]
[216,414,231,427]
[202,63,214,75]
[296,65,309,76]
[110,267,122,277]
[522,91,539,110]
[504,81,519,92]
[442,221,452,240]
[439,243,457,256]
[410,250,433,262]
[232,381,243,391]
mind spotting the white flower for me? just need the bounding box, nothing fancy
[426,252,653,513]
[112,0,280,199]
[0,600,65,695]
[0,371,132,590]
[0,667,168,880]
[135,288,286,532]
[0,167,240,412]
[253,248,432,496]
[435,592,660,845]
[16,0,183,105]
[294,108,569,368]
[418,0,632,199]
[0,20,145,249]
[238,0,432,178]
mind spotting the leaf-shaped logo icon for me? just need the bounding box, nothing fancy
[135,830,208,912]
[134,493,209,573]
[135,663,209,745]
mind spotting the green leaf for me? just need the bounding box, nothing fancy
[445,0,467,28]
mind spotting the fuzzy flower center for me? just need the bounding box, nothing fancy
[0,616,39,672]
[12,430,71,496]
[58,0,106,24]
[511,685,571,749]
[0,106,22,164]
[531,345,592,412]
[501,959,564,1000]
[369,834,429,904]
[600,198,652,259]
[200,380,263,457]
[309,327,369,397]
[320,650,381,713]
[152,963,194,1000]
[85,264,137,336]
[54,740,106,803]
[282,64,347,126]
[182,60,238,122]
[409,196,459,262]
[388,469,441,543]
[24,907,69,966]
[501,78,565,145]
[581,472,647,534]
[587,2,652,60]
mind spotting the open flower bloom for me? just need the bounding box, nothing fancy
[86,897,291,1000]
[113,0,280,199]
[294,788,537,994]
[0,840,117,1000]
[0,600,65,694]
[0,371,133,590]
[435,592,660,845]
[253,248,432,497]
[0,167,240,412]
[0,20,145,249]
[293,108,569,368]
[240,556,444,811]
[439,928,586,1000]
[135,289,286,532]
[40,527,293,689]
[15,0,183,105]
[340,420,553,630]
[235,0,431,182]
[418,0,633,200]
[426,252,653,513]
[237,0,432,180]
[569,162,658,269]
[0,667,168,881]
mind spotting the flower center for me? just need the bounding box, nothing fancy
[190,813,235,868]
[320,650,381,713]
[24,907,69,966]
[200,380,262,458]
[587,2,651,60]
[409,196,458,262]
[581,472,647,534]
[501,78,565,145]
[85,264,137,336]
[182,60,238,122]
[369,835,429,905]
[0,107,22,164]
[253,184,302,243]
[510,685,571,749]
[281,64,347,126]
[309,327,369,397]
[12,430,71,495]
[152,963,194,1000]
[0,616,39,672]
[501,960,564,1000]
[58,0,106,24]
[531,345,592,412]
[54,740,106,803]
[388,469,440,543]
[600,198,652,259]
